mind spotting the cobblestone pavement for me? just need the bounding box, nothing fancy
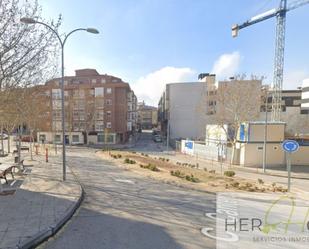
[0,153,82,249]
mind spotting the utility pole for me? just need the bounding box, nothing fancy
[262,87,269,173]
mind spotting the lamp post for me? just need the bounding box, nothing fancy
[20,17,99,181]
[262,86,269,173]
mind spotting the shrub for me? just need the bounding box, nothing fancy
[257,178,264,184]
[170,170,185,178]
[203,168,208,172]
[140,163,159,172]
[231,181,240,188]
[124,158,136,164]
[224,171,235,177]
[209,170,216,174]
[185,174,199,183]
[131,151,136,154]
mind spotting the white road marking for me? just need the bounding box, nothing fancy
[10,180,16,186]
[114,179,135,184]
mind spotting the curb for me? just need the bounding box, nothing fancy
[17,179,84,249]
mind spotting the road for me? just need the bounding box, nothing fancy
[43,133,216,249]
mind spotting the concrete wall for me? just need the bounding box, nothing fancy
[239,142,285,167]
[168,82,208,140]
[290,146,309,165]
[248,123,285,142]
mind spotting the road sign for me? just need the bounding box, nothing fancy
[282,140,299,192]
[282,140,299,153]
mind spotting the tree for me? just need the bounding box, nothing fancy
[209,78,262,162]
[0,0,61,156]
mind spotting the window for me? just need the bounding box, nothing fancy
[52,100,62,110]
[96,111,104,120]
[106,122,112,128]
[106,99,112,105]
[72,135,79,143]
[97,133,104,143]
[101,78,106,84]
[95,87,104,97]
[39,134,46,142]
[106,88,112,94]
[95,121,104,131]
[106,111,111,118]
[54,135,61,143]
[52,89,61,99]
[52,110,62,120]
[92,79,97,84]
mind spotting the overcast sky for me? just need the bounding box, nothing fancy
[40,0,309,105]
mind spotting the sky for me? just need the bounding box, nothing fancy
[39,0,309,106]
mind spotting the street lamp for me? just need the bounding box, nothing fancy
[21,17,99,181]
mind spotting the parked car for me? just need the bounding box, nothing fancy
[153,135,162,143]
[0,133,8,140]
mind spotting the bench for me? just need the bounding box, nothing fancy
[15,146,30,152]
[0,166,17,184]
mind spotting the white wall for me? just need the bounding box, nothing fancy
[168,82,208,140]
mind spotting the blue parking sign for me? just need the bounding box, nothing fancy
[282,140,299,153]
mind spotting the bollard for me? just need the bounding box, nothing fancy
[45,148,48,162]
[35,145,39,155]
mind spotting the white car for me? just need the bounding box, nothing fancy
[0,134,8,140]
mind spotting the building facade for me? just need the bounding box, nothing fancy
[37,69,137,144]
[158,74,262,143]
[158,74,216,142]
[301,78,309,111]
[260,88,309,136]
[137,101,158,129]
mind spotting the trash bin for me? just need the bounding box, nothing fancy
[14,156,19,163]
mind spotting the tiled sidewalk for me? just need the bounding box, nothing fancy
[0,155,82,249]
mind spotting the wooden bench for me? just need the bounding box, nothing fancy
[0,166,17,184]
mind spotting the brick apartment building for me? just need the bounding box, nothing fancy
[137,101,158,129]
[37,69,137,145]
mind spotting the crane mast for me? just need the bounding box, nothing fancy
[272,0,287,121]
[232,0,309,121]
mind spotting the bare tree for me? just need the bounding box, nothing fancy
[209,79,262,162]
[0,0,61,157]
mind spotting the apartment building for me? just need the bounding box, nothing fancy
[302,79,309,112]
[158,74,264,144]
[137,101,158,129]
[37,69,137,144]
[260,87,309,136]
[158,74,216,142]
